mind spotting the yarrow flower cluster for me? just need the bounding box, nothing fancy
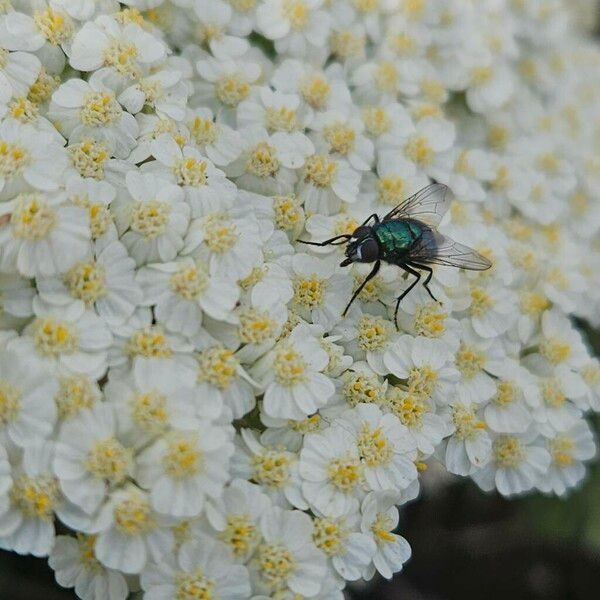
[0,0,599,598]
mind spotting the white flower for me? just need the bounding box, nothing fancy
[49,534,129,600]
[252,323,334,420]
[360,491,411,581]
[194,0,250,59]
[116,170,190,266]
[248,506,327,597]
[0,45,41,98]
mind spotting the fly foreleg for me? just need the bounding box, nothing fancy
[342,260,380,317]
[393,264,421,330]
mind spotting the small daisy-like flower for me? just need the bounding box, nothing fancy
[472,430,551,497]
[0,191,90,277]
[0,346,58,448]
[49,74,139,159]
[48,533,129,600]
[252,323,335,420]
[136,421,234,518]
[194,0,250,59]
[116,170,190,266]
[360,491,411,581]
[248,506,327,597]
[137,257,239,337]
[141,533,251,599]
[53,403,134,515]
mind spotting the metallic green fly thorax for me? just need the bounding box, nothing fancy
[374,219,425,262]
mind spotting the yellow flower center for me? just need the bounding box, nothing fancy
[377,176,406,206]
[313,517,347,556]
[68,139,109,179]
[343,372,384,406]
[86,438,133,484]
[10,475,59,521]
[405,135,433,166]
[126,326,173,359]
[407,365,438,398]
[541,378,566,408]
[324,123,356,155]
[352,273,382,303]
[539,335,571,365]
[33,317,79,356]
[175,568,215,600]
[300,75,330,109]
[487,125,508,151]
[189,117,218,146]
[28,68,60,104]
[283,0,309,30]
[357,315,391,351]
[11,194,57,240]
[570,191,589,217]
[413,302,447,337]
[170,262,209,300]
[469,286,495,317]
[80,92,122,127]
[327,455,362,491]
[256,543,296,591]
[64,261,107,305]
[363,106,391,137]
[0,381,20,424]
[131,390,170,434]
[455,344,486,379]
[454,150,475,176]
[374,61,398,93]
[494,380,517,406]
[520,292,550,316]
[174,157,208,187]
[471,66,493,85]
[303,154,337,187]
[290,414,323,434]
[371,512,396,545]
[273,345,307,386]
[0,141,30,178]
[55,375,98,419]
[491,164,511,192]
[452,403,486,440]
[114,493,155,535]
[582,363,600,387]
[387,389,427,427]
[246,142,280,178]
[273,194,303,231]
[131,200,171,239]
[202,213,239,253]
[103,41,140,78]
[357,424,393,466]
[229,0,256,10]
[33,8,73,45]
[220,514,258,557]
[76,534,102,574]
[163,434,203,478]
[238,308,278,344]
[265,106,298,133]
[9,97,39,123]
[537,152,559,174]
[251,449,291,488]
[293,276,326,309]
[493,436,524,468]
[549,436,575,467]
[421,79,445,102]
[197,346,238,389]
[215,76,250,107]
[331,30,365,59]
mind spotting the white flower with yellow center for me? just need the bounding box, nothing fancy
[334,403,418,492]
[203,479,271,562]
[0,346,57,448]
[0,119,68,199]
[443,400,491,476]
[248,506,327,596]
[186,106,243,167]
[54,373,102,423]
[231,429,306,509]
[194,0,250,59]
[54,403,134,515]
[384,335,460,406]
[36,239,142,327]
[579,358,600,412]
[360,491,411,581]
[48,533,129,600]
[88,484,174,574]
[49,74,138,159]
[260,412,327,452]
[69,15,167,80]
[117,170,190,266]
[257,0,331,58]
[339,361,388,409]
[17,306,112,378]
[252,323,335,420]
[141,533,252,599]
[104,358,201,445]
[538,420,596,497]
[149,133,237,216]
[136,420,234,518]
[472,430,551,497]
[136,257,239,337]
[226,125,313,195]
[465,54,514,114]
[183,205,263,281]
[299,424,363,517]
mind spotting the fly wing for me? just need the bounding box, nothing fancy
[382,183,451,227]
[407,230,492,271]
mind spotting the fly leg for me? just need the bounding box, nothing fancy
[409,262,438,303]
[393,264,421,330]
[342,260,380,317]
[360,213,380,226]
[297,234,351,247]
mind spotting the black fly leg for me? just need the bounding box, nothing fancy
[297,234,351,247]
[360,213,380,226]
[393,264,421,330]
[409,262,438,303]
[342,260,380,317]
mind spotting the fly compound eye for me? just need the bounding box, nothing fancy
[358,237,379,262]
